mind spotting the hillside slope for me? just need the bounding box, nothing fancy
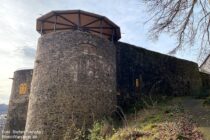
[87,97,209,140]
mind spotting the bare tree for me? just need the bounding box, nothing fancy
[142,0,210,60]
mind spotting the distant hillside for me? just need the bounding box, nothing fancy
[0,104,8,114]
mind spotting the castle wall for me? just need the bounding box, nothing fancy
[24,30,116,139]
[116,42,202,104]
[3,69,33,138]
[200,72,210,93]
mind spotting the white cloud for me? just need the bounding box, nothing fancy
[0,0,198,104]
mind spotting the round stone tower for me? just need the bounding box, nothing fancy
[24,10,120,139]
[3,69,33,139]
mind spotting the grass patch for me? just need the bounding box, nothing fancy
[88,121,106,140]
[88,118,119,140]
[123,95,173,114]
[70,97,207,140]
[198,127,210,140]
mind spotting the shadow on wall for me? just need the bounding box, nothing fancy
[116,42,203,106]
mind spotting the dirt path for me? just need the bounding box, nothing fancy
[179,97,210,140]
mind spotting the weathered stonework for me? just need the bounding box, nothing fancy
[200,72,210,92]
[116,42,202,105]
[3,69,33,139]
[24,30,116,140]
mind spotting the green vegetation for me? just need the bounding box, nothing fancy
[64,122,86,140]
[88,121,116,140]
[88,121,105,140]
[67,96,210,140]
[123,95,172,114]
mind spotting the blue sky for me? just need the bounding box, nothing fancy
[0,0,200,104]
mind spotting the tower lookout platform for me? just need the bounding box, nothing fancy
[24,10,119,140]
[36,10,121,41]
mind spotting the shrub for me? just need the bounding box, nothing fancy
[88,120,115,140]
[88,121,104,140]
[64,122,86,140]
[110,128,151,140]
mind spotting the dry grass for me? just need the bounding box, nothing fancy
[108,101,204,140]
[69,97,209,140]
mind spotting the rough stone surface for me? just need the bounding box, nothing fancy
[24,30,116,140]
[200,72,210,88]
[200,72,210,91]
[116,42,202,105]
[3,69,33,139]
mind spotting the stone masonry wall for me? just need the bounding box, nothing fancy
[3,69,33,139]
[116,42,202,105]
[200,72,210,94]
[24,30,116,140]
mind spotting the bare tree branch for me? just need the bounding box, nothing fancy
[142,0,210,60]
